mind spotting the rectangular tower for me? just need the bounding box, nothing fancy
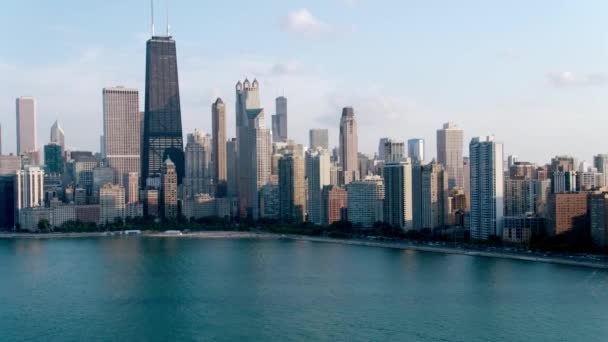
[469,136,504,240]
[142,36,184,187]
[16,97,37,156]
[103,87,140,186]
[437,122,464,190]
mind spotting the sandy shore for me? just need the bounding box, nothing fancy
[2,231,607,269]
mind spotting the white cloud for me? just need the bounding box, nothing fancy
[282,9,330,37]
[547,71,608,88]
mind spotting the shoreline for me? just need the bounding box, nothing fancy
[1,231,607,269]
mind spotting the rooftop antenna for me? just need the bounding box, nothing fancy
[151,0,155,36]
[166,0,170,36]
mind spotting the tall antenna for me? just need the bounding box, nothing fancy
[151,0,155,36]
[166,0,170,36]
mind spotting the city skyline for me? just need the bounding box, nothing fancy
[1,1,607,164]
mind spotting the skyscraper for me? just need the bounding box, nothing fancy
[226,138,238,198]
[407,138,425,164]
[184,129,212,198]
[161,158,178,220]
[50,120,65,153]
[593,154,608,187]
[235,79,271,219]
[15,166,45,224]
[16,97,38,157]
[272,96,288,143]
[437,122,464,190]
[305,147,331,225]
[103,87,140,186]
[279,154,306,223]
[339,107,359,185]
[100,184,125,224]
[309,129,329,150]
[379,138,405,162]
[469,136,504,240]
[383,160,413,230]
[346,176,384,227]
[212,98,227,196]
[44,143,63,175]
[420,161,447,229]
[142,35,184,187]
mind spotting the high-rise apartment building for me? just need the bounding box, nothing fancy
[593,154,608,188]
[16,97,38,159]
[103,87,140,187]
[212,98,227,196]
[161,158,178,220]
[305,147,331,225]
[142,35,185,187]
[123,172,139,204]
[321,185,347,225]
[184,130,212,198]
[437,122,464,189]
[309,129,329,150]
[339,107,359,185]
[589,193,608,249]
[0,176,15,228]
[278,154,306,223]
[407,138,425,164]
[226,138,238,198]
[100,183,125,224]
[346,176,384,227]
[469,136,504,240]
[235,79,271,219]
[383,160,413,230]
[547,192,588,236]
[272,96,288,143]
[420,161,447,229]
[15,166,45,225]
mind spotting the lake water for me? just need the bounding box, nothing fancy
[0,237,607,341]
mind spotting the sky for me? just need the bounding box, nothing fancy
[1,0,607,164]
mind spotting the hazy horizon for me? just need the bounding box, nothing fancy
[1,0,607,165]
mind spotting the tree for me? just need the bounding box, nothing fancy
[37,219,51,232]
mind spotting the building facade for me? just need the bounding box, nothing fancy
[469,136,504,240]
[437,122,464,190]
[102,87,140,186]
[383,160,413,230]
[309,129,329,150]
[212,98,227,196]
[306,148,331,225]
[339,107,359,185]
[347,176,384,227]
[142,35,185,187]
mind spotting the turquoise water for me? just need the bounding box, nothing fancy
[0,237,607,341]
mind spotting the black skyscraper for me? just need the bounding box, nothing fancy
[142,35,185,187]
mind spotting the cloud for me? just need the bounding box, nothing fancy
[547,71,608,88]
[282,9,330,37]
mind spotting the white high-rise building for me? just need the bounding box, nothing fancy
[407,138,425,164]
[383,160,413,230]
[15,166,45,225]
[306,147,331,224]
[469,136,504,240]
[102,87,140,186]
[339,107,359,184]
[437,122,464,189]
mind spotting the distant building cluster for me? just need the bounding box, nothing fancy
[2,30,608,253]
